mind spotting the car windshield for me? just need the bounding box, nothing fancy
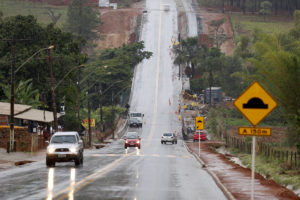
[127,133,138,139]
[195,132,205,135]
[51,135,77,144]
[163,133,172,136]
[130,113,142,117]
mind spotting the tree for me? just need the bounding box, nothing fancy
[0,79,41,108]
[259,1,272,21]
[209,18,230,48]
[173,37,200,77]
[249,31,300,145]
[78,41,152,129]
[0,14,86,129]
[45,7,62,25]
[65,0,102,41]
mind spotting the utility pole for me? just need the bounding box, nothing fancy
[111,91,114,139]
[47,47,58,133]
[98,85,104,132]
[2,38,30,153]
[88,80,92,147]
[77,65,81,132]
[9,43,16,153]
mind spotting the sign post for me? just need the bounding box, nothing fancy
[195,116,204,156]
[234,82,277,200]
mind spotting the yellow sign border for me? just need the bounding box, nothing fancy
[234,81,277,126]
[195,116,204,130]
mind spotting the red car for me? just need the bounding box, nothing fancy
[193,131,207,142]
[124,132,141,149]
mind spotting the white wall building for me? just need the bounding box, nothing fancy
[99,0,117,9]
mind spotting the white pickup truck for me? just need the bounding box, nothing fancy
[129,112,144,127]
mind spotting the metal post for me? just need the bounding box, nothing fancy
[9,44,16,153]
[198,132,201,157]
[48,49,58,133]
[111,91,114,139]
[88,80,92,147]
[209,70,213,106]
[99,87,103,131]
[251,136,256,200]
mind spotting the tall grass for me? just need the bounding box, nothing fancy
[230,13,293,38]
[0,0,68,27]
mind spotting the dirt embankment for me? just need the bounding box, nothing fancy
[97,8,142,50]
[199,7,235,55]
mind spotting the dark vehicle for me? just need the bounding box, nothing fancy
[46,132,84,167]
[161,133,177,144]
[129,118,140,128]
[124,132,141,149]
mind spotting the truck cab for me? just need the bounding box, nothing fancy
[129,112,144,127]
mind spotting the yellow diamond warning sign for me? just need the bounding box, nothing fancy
[238,127,271,136]
[195,116,204,130]
[234,82,277,126]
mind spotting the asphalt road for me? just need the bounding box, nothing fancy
[0,0,227,199]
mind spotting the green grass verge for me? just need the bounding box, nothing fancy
[230,13,294,39]
[0,0,68,27]
[231,149,300,190]
[226,117,281,127]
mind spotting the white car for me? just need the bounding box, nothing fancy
[46,131,84,167]
[161,133,177,144]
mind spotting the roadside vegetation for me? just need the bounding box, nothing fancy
[174,0,300,192]
[229,149,300,191]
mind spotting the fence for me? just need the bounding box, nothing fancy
[225,135,300,168]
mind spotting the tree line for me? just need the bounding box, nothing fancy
[200,0,300,15]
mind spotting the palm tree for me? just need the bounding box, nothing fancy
[0,79,41,108]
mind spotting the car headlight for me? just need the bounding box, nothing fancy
[70,147,78,154]
[136,140,140,144]
[47,147,55,154]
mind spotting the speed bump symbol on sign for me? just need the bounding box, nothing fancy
[195,116,204,130]
[234,82,277,126]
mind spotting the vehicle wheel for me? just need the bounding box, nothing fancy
[161,141,163,144]
[80,153,83,164]
[46,159,54,167]
[172,141,174,144]
[138,145,141,149]
[175,141,177,144]
[75,158,81,166]
[164,141,166,144]
[125,146,127,149]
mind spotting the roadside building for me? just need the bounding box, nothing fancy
[0,102,61,152]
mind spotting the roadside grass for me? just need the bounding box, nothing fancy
[0,0,68,27]
[229,13,294,40]
[226,117,282,127]
[226,118,251,126]
[226,148,300,191]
